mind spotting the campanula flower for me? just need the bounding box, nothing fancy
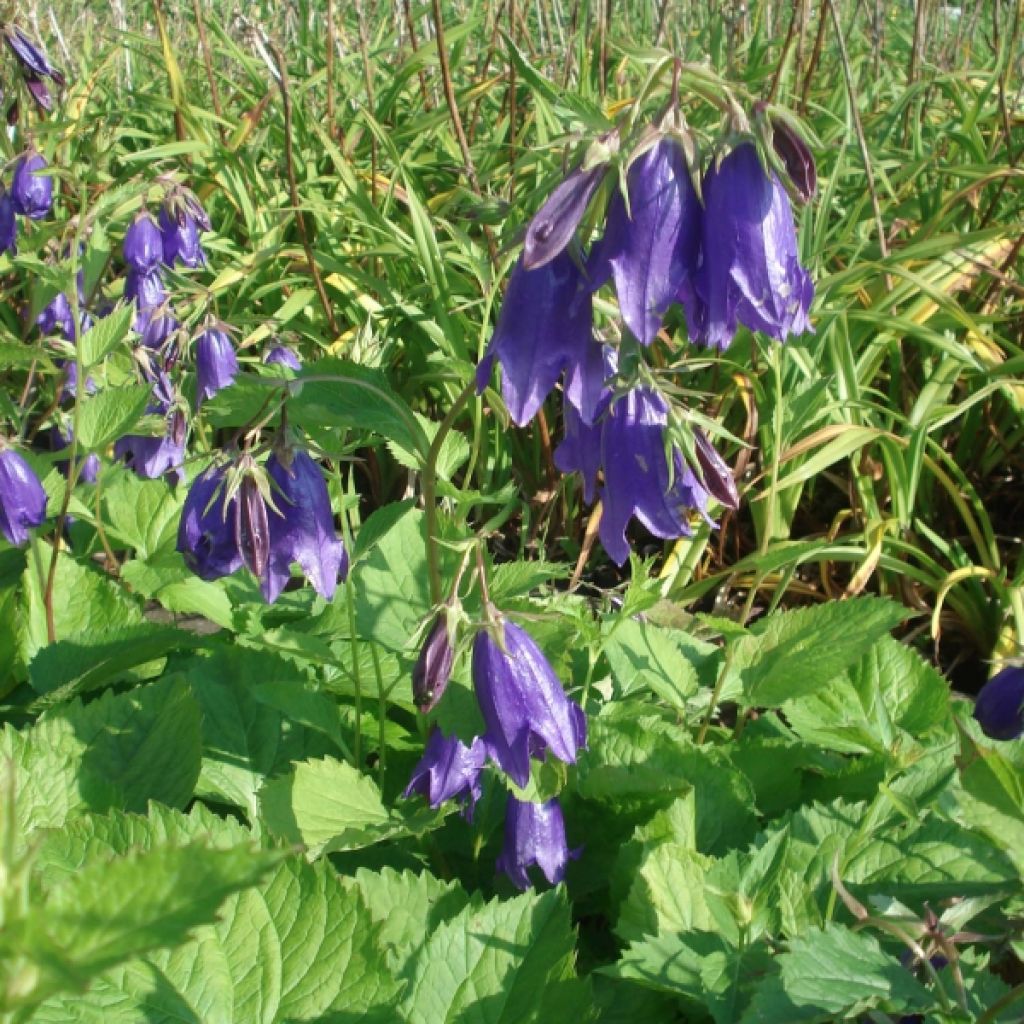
[693,143,813,349]
[50,426,99,484]
[0,192,16,254]
[265,345,301,371]
[0,447,47,546]
[476,251,593,427]
[403,728,486,816]
[472,619,586,788]
[412,613,456,713]
[114,373,185,482]
[523,164,607,271]
[126,267,167,313]
[974,666,1024,741]
[11,152,53,220]
[159,192,207,268]
[176,464,243,581]
[3,26,63,112]
[262,449,348,603]
[237,474,270,579]
[195,323,238,402]
[123,212,163,273]
[693,429,739,510]
[591,137,702,345]
[768,115,817,202]
[497,796,576,890]
[36,292,74,337]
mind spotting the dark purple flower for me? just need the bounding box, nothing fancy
[265,345,301,371]
[693,143,813,350]
[36,292,73,337]
[600,387,709,566]
[22,73,53,113]
[195,324,238,402]
[564,339,615,426]
[0,191,16,254]
[11,152,52,220]
[974,667,1024,741]
[768,115,817,203]
[126,267,167,312]
[476,251,593,427]
[159,202,205,268]
[591,138,702,346]
[262,449,347,603]
[403,728,486,815]
[176,464,244,581]
[693,429,739,510]
[236,475,270,579]
[115,373,185,482]
[497,796,576,890]
[523,164,607,271]
[140,311,179,356]
[123,212,163,273]
[554,401,604,505]
[50,426,99,484]
[0,447,47,546]
[3,26,64,84]
[472,620,586,788]
[413,614,456,713]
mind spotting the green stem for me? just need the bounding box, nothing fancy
[697,641,740,745]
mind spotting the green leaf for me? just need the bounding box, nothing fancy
[957,735,1024,876]
[732,597,908,707]
[79,303,135,367]
[77,384,153,451]
[120,557,234,629]
[398,888,593,1024]
[103,472,185,559]
[603,618,699,709]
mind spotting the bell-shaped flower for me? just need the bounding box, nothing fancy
[0,447,47,546]
[693,143,813,350]
[556,342,615,502]
[523,164,607,271]
[472,619,586,788]
[591,138,702,345]
[0,192,17,254]
[123,212,163,273]
[265,345,301,371]
[403,728,487,816]
[413,613,456,713]
[476,251,593,427]
[12,152,53,220]
[114,373,185,482]
[176,464,244,581]
[599,387,710,566]
[126,267,168,317]
[974,667,1024,741]
[554,401,603,505]
[36,292,74,337]
[3,26,64,85]
[50,426,99,485]
[195,323,238,403]
[496,796,576,890]
[262,449,348,603]
[159,195,206,268]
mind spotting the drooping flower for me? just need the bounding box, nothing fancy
[125,267,167,313]
[0,191,17,254]
[692,429,739,510]
[403,728,487,815]
[262,449,348,603]
[11,152,53,220]
[114,373,185,482]
[50,426,99,484]
[36,292,74,337]
[195,323,238,403]
[591,138,702,345]
[693,143,813,350]
[176,464,243,581]
[497,796,576,890]
[523,164,607,271]
[412,613,456,713]
[159,191,207,268]
[0,447,47,546]
[599,387,710,566]
[3,25,65,84]
[123,212,164,273]
[974,666,1024,741]
[476,251,593,427]
[472,619,586,788]
[265,345,301,371]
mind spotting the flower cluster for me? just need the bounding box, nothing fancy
[404,612,585,890]
[2,24,65,113]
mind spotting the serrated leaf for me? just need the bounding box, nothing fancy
[957,736,1024,876]
[103,473,184,559]
[77,385,152,451]
[79,304,135,367]
[603,618,699,709]
[488,559,571,603]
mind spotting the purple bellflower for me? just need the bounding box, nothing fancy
[476,251,593,427]
[50,426,99,484]
[472,619,586,788]
[177,464,244,580]
[114,373,185,482]
[497,796,576,890]
[0,191,17,254]
[195,323,238,403]
[0,447,47,546]
[265,345,301,371]
[693,143,813,350]
[403,728,487,816]
[4,26,64,112]
[36,292,73,337]
[693,429,740,511]
[11,152,53,220]
[126,267,167,313]
[159,191,208,268]
[974,666,1024,741]
[262,449,348,603]
[523,164,607,271]
[413,613,456,713]
[591,138,702,346]
[123,212,164,273]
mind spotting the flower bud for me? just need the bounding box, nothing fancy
[236,474,270,579]
[11,152,52,219]
[974,666,1024,741]
[195,324,238,402]
[523,164,606,271]
[693,429,739,510]
[124,212,163,273]
[770,116,817,203]
[0,447,47,546]
[265,344,301,371]
[412,614,456,712]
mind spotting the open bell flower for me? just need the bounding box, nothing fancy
[114,372,185,482]
[476,251,593,427]
[11,152,53,220]
[0,447,47,546]
[123,212,164,273]
[159,191,207,268]
[472,618,586,788]
[693,143,813,350]
[176,464,244,581]
[195,323,238,403]
[403,728,486,817]
[497,796,577,890]
[974,666,1024,741]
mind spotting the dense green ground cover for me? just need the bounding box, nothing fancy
[0,1,1022,1021]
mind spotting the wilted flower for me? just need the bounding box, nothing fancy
[591,137,702,346]
[412,613,456,713]
[693,143,813,350]
[0,191,16,254]
[262,449,348,603]
[403,728,486,815]
[476,251,593,426]
[974,666,1024,741]
[159,191,207,268]
[497,796,576,890]
[265,345,301,371]
[123,212,164,273]
[0,446,47,546]
[195,323,238,402]
[523,164,607,271]
[176,464,243,581]
[11,152,53,219]
[472,619,586,788]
